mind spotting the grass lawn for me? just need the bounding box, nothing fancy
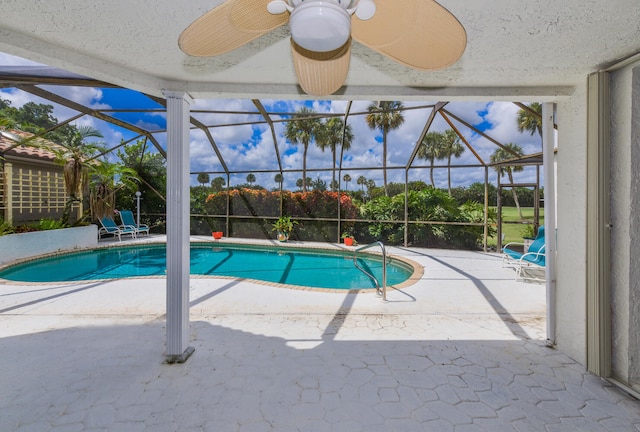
[487,206,544,248]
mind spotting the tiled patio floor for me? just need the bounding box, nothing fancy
[1,237,638,431]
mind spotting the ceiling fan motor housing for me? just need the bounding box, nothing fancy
[289,0,352,52]
[289,0,356,8]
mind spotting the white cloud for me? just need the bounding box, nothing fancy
[1,62,547,189]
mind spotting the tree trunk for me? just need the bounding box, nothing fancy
[430,161,435,187]
[383,129,388,196]
[331,147,336,187]
[447,154,453,194]
[61,196,80,225]
[302,143,308,192]
[508,170,524,219]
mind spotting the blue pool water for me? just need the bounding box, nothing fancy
[0,243,414,289]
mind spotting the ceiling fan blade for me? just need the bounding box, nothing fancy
[179,0,288,57]
[291,38,351,96]
[352,0,466,70]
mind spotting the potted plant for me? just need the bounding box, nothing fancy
[212,231,223,240]
[272,216,297,242]
[342,231,355,246]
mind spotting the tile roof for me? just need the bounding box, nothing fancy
[0,129,60,162]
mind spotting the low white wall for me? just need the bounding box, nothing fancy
[0,224,98,266]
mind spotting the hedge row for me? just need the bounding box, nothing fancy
[193,188,495,249]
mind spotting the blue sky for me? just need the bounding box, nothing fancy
[0,52,546,191]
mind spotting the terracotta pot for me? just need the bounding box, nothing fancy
[343,237,354,246]
[212,231,223,240]
[277,232,289,242]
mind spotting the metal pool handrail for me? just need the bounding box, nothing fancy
[353,241,387,301]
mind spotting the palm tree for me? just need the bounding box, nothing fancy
[51,126,105,199]
[441,129,465,194]
[89,161,139,220]
[316,117,353,187]
[211,176,226,192]
[284,107,321,192]
[246,173,256,186]
[343,174,351,191]
[296,177,312,191]
[516,102,542,137]
[357,175,367,193]
[417,131,446,187]
[366,179,376,199]
[365,101,405,196]
[47,125,105,223]
[197,173,210,188]
[311,177,327,191]
[491,143,525,219]
[274,173,283,189]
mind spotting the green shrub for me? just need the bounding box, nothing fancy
[520,224,537,239]
[360,190,495,249]
[0,218,14,236]
[39,218,67,231]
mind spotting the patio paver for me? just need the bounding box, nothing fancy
[0,237,638,431]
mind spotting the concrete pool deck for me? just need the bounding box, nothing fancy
[1,235,638,431]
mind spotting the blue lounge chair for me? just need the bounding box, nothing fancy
[98,216,136,241]
[118,210,150,236]
[502,226,545,281]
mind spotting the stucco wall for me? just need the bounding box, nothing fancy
[0,225,98,266]
[610,62,640,389]
[555,84,588,365]
[610,64,633,383]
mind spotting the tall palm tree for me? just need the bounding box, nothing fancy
[417,131,446,187]
[316,117,353,187]
[47,125,105,223]
[365,101,405,196]
[284,106,321,192]
[296,177,312,191]
[89,161,139,220]
[246,173,256,186]
[491,143,525,219]
[441,129,465,194]
[357,175,367,193]
[517,102,542,137]
[51,126,105,199]
[197,173,210,188]
[211,176,226,192]
[274,173,283,189]
[342,173,351,191]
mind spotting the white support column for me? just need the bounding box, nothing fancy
[543,102,557,346]
[164,90,194,363]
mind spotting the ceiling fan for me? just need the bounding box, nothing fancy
[178,0,466,96]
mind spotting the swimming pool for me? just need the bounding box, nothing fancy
[0,243,416,289]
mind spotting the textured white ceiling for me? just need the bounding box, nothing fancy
[0,0,638,100]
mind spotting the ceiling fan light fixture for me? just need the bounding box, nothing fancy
[289,1,351,52]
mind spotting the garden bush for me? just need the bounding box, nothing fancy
[360,189,495,249]
[200,187,493,249]
[203,189,357,241]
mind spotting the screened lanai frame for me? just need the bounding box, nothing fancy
[0,67,547,250]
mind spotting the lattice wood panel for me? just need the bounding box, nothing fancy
[9,162,70,222]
